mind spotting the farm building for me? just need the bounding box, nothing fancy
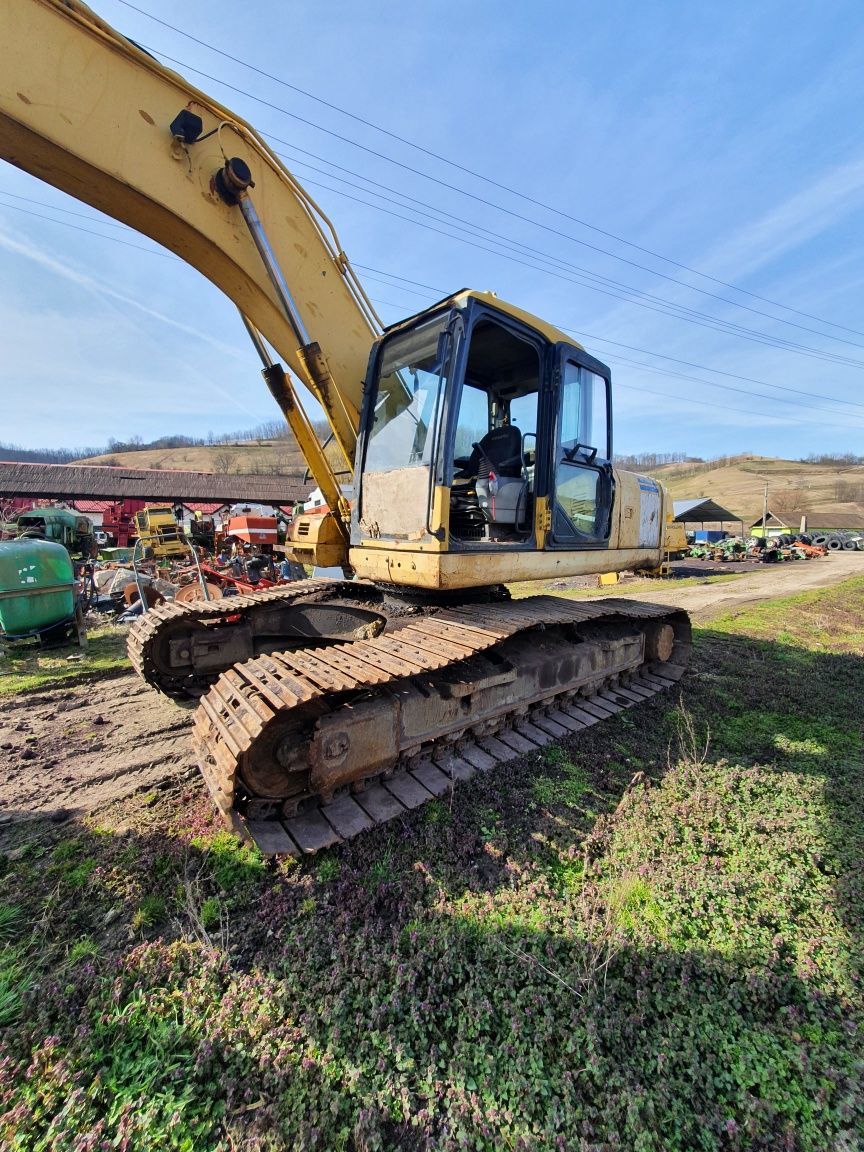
[749,510,864,538]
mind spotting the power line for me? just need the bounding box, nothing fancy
[0,197,175,257]
[154,47,864,368]
[613,380,825,426]
[361,277,864,431]
[8,163,864,380]
[603,356,864,431]
[353,264,864,420]
[113,0,864,342]
[140,44,864,369]
[287,169,864,372]
[271,140,864,357]
[357,262,864,410]
[562,330,864,411]
[0,189,147,232]
[62,17,860,368]
[4,192,862,427]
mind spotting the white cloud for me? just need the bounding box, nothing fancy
[700,154,864,282]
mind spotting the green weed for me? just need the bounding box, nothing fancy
[52,837,83,863]
[190,831,265,892]
[609,875,667,940]
[423,799,450,825]
[0,902,22,943]
[199,899,221,930]
[364,855,393,889]
[132,895,166,931]
[68,937,100,964]
[315,856,341,883]
[65,859,98,889]
[535,745,590,806]
[0,946,31,1026]
[715,710,860,764]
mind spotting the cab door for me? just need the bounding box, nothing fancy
[549,349,613,547]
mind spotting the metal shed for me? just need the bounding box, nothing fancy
[673,498,744,534]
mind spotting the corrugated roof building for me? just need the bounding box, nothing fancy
[672,498,743,525]
[0,462,305,505]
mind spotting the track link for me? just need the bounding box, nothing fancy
[126,579,368,699]
[192,596,691,855]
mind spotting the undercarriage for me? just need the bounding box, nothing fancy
[129,584,690,854]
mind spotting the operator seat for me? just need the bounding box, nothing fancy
[474,424,523,478]
[450,423,528,539]
[454,424,523,482]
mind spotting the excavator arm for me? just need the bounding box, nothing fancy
[0,0,380,526]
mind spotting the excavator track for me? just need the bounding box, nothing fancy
[192,596,691,855]
[126,580,383,700]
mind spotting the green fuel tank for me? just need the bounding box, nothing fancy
[0,539,76,636]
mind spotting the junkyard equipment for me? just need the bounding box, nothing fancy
[664,520,688,560]
[1,0,691,852]
[0,538,84,645]
[225,514,279,547]
[129,508,211,611]
[133,507,187,560]
[15,506,94,560]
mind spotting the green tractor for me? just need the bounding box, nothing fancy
[15,506,95,561]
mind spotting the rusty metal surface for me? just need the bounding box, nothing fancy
[174,582,223,605]
[191,595,691,855]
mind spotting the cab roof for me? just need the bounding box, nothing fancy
[384,289,585,351]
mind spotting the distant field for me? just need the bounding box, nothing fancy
[76,435,347,478]
[649,454,864,524]
[77,441,303,474]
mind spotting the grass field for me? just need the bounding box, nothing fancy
[0,624,128,696]
[0,577,862,1149]
[651,453,864,524]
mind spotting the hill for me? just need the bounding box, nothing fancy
[650,454,864,525]
[76,436,347,479]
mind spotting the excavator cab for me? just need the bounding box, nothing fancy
[352,291,621,588]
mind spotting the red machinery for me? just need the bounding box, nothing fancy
[100,499,146,547]
[174,561,277,603]
[225,515,278,546]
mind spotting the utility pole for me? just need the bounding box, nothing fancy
[761,483,768,537]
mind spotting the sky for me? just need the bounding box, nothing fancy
[2,0,864,460]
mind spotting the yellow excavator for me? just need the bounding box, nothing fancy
[1,0,690,853]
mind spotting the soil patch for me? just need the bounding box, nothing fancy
[0,676,195,846]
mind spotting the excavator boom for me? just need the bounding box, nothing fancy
[0,0,378,508]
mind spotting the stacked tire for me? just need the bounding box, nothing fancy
[810,531,862,551]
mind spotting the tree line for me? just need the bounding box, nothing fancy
[0,421,299,466]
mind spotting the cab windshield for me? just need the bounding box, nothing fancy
[364,315,450,472]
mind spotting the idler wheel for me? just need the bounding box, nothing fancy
[644,623,675,663]
[237,715,317,801]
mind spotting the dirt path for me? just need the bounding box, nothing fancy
[605,551,863,622]
[1,553,860,840]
